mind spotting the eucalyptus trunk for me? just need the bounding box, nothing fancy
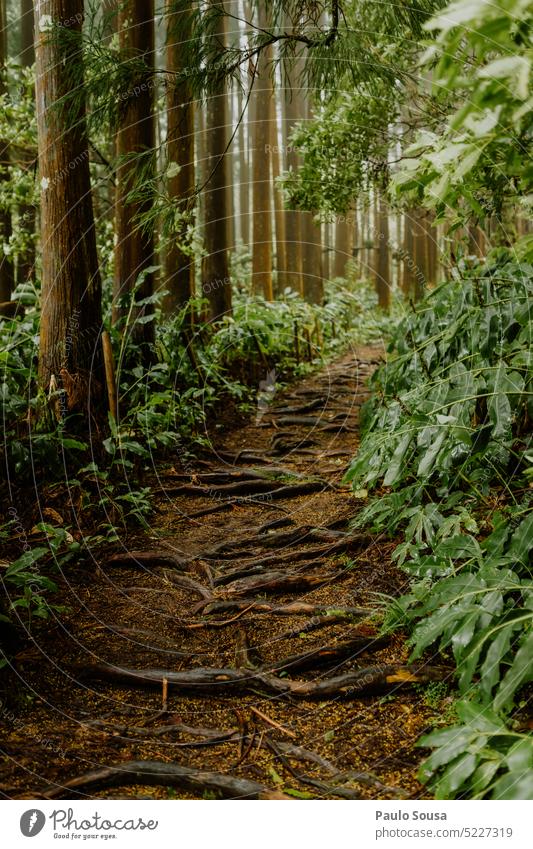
[35,0,103,409]
[0,0,14,301]
[201,0,232,319]
[113,0,156,352]
[163,0,195,314]
[251,5,273,300]
[374,192,390,310]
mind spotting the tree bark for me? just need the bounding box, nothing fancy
[413,207,429,301]
[270,88,287,293]
[17,0,36,288]
[113,0,156,352]
[237,76,249,245]
[35,0,104,409]
[334,212,353,279]
[401,210,416,297]
[201,0,232,320]
[251,4,273,299]
[163,0,195,315]
[301,97,323,304]
[374,192,390,310]
[282,69,303,295]
[0,0,14,301]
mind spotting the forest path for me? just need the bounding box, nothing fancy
[2,347,441,800]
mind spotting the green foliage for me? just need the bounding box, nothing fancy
[392,0,533,226]
[346,253,532,799]
[0,524,77,635]
[345,258,532,494]
[418,701,533,799]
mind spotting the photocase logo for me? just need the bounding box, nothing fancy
[20,810,46,838]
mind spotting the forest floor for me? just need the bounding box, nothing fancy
[0,346,447,800]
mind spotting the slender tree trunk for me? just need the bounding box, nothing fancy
[334,212,353,279]
[202,0,232,319]
[402,210,416,297]
[163,0,194,314]
[413,207,429,301]
[17,0,37,288]
[251,4,273,300]
[0,0,14,301]
[236,78,249,246]
[35,0,103,408]
[374,192,390,310]
[113,0,156,351]
[282,71,303,295]
[352,207,358,278]
[300,96,323,304]
[270,90,286,293]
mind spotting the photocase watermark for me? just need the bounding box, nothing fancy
[202,275,232,296]
[18,806,159,838]
[20,809,46,837]
[41,152,90,192]
[0,698,69,761]
[116,75,158,104]
[38,12,84,33]
[264,143,298,155]
[255,368,278,424]
[7,506,31,553]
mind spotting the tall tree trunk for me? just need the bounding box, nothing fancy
[373,192,390,310]
[334,213,353,279]
[237,79,249,246]
[35,0,103,409]
[402,210,416,298]
[270,88,286,293]
[0,0,14,301]
[413,208,429,301]
[300,96,323,304]
[113,0,156,352]
[17,0,37,288]
[251,4,273,300]
[352,207,359,278]
[20,0,34,64]
[202,0,232,319]
[282,71,303,295]
[163,0,194,314]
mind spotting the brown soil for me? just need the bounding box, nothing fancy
[0,348,445,800]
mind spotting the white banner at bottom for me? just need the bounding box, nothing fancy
[2,799,531,848]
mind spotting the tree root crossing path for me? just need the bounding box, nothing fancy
[3,348,448,801]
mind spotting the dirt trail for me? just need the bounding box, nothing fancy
[0,347,442,800]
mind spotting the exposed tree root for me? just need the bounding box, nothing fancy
[35,760,289,800]
[266,633,390,674]
[222,570,341,597]
[81,661,446,699]
[197,599,371,618]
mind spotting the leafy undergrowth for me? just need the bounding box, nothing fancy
[0,278,389,629]
[346,254,533,799]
